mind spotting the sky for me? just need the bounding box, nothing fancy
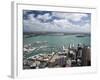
[23,10,91,33]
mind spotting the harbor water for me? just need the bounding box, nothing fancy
[23,34,90,58]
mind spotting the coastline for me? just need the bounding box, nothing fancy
[23,43,91,69]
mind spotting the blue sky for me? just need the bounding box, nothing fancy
[23,10,91,33]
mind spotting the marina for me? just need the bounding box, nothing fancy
[23,38,91,69]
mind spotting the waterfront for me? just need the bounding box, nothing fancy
[23,34,91,69]
[23,34,90,56]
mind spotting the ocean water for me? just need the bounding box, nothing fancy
[23,34,90,57]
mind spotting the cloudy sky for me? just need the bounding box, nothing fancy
[23,10,91,33]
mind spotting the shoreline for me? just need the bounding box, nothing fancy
[23,44,91,69]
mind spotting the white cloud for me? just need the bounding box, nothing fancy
[27,14,35,21]
[52,12,88,21]
[69,13,88,21]
[37,13,51,22]
[53,19,72,29]
[24,12,90,33]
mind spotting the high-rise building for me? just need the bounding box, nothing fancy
[82,47,91,66]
